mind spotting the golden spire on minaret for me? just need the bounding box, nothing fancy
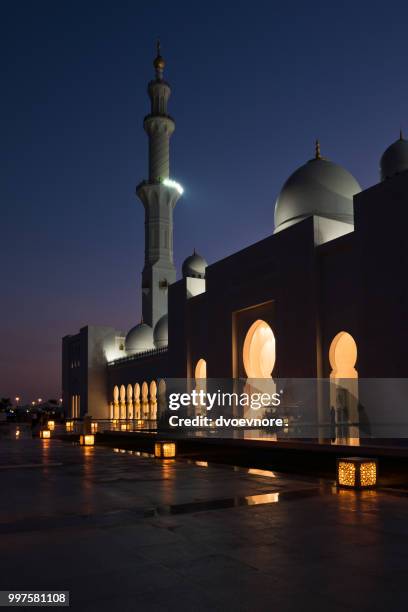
[400,127,404,140]
[153,39,165,78]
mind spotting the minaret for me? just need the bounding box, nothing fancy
[136,42,182,328]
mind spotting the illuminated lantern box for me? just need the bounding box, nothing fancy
[337,457,378,489]
[48,420,55,431]
[40,429,51,439]
[91,422,98,433]
[154,441,176,459]
[79,434,95,446]
[65,421,74,432]
[120,423,131,432]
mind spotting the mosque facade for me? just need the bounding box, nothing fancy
[62,46,408,431]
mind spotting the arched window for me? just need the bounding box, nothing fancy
[329,331,358,379]
[126,384,133,401]
[243,319,275,378]
[158,379,166,397]
[195,358,207,380]
[150,380,157,401]
[329,331,359,446]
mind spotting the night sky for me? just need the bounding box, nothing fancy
[1,0,407,402]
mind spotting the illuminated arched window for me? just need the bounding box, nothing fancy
[134,383,140,402]
[150,380,157,401]
[126,384,133,401]
[195,358,207,380]
[113,386,119,402]
[141,381,148,402]
[126,384,133,420]
[119,384,126,419]
[243,319,275,378]
[329,331,358,379]
[329,331,359,446]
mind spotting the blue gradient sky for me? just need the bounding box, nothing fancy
[1,0,407,401]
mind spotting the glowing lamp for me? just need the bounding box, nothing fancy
[337,457,378,489]
[15,429,20,438]
[162,178,184,195]
[91,422,98,433]
[120,423,131,431]
[154,441,176,459]
[65,421,74,432]
[40,429,51,439]
[48,420,55,431]
[80,434,94,446]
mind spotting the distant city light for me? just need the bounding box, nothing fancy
[163,178,184,195]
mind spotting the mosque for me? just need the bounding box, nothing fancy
[62,45,408,438]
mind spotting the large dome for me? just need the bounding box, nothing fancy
[182,251,207,278]
[380,133,408,180]
[153,314,168,349]
[274,146,361,233]
[125,322,154,354]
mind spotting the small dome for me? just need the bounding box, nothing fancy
[380,133,408,180]
[154,54,165,71]
[125,322,154,354]
[182,251,207,279]
[154,314,168,348]
[153,41,165,74]
[274,145,361,233]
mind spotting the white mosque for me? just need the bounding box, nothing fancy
[62,44,408,438]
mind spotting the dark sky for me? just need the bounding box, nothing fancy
[1,0,407,402]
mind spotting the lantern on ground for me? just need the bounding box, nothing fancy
[40,429,51,439]
[66,421,74,432]
[337,457,378,489]
[48,420,55,431]
[79,434,94,446]
[154,441,176,459]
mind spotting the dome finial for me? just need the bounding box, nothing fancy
[153,39,165,79]
[400,127,404,141]
[140,314,144,324]
[315,139,322,160]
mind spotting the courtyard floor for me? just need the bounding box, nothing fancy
[1,430,408,611]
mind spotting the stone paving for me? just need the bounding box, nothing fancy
[1,429,408,611]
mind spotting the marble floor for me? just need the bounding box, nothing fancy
[1,430,408,611]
